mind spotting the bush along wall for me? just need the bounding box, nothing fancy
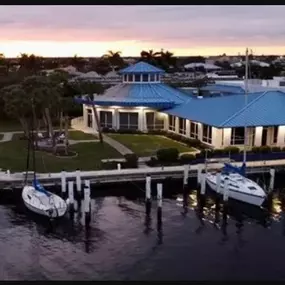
[146,145,285,167]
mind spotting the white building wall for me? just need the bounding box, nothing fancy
[212,127,223,148]
[80,104,285,148]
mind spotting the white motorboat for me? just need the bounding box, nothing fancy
[206,171,266,207]
[22,181,67,218]
[205,48,267,207]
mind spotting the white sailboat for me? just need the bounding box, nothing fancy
[205,48,267,207]
[22,110,67,218]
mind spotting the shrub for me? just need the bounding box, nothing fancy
[223,146,240,154]
[188,139,202,148]
[123,153,138,168]
[271,146,281,152]
[146,156,158,167]
[259,146,271,153]
[156,148,179,163]
[251,146,260,153]
[212,148,225,155]
[179,153,196,164]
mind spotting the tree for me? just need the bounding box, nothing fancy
[102,50,125,70]
[18,53,43,73]
[70,54,86,71]
[140,49,161,65]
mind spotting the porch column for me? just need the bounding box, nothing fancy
[254,126,262,146]
[212,127,223,148]
[198,122,203,141]
[83,105,88,127]
[175,117,179,133]
[186,120,190,137]
[164,113,169,131]
[277,126,285,146]
[223,128,231,147]
[113,108,118,130]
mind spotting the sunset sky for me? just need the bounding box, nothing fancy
[0,5,285,58]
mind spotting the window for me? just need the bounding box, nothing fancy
[128,74,133,82]
[99,111,112,128]
[231,127,245,145]
[168,115,176,131]
[155,74,159,81]
[178,118,186,135]
[119,112,138,130]
[202,124,212,144]
[124,74,128,82]
[273,126,278,144]
[190,121,198,139]
[146,112,164,130]
[87,109,92,128]
[134,74,141,82]
[142,74,149,82]
[150,74,155,82]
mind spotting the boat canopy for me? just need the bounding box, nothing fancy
[222,162,246,177]
[32,179,51,197]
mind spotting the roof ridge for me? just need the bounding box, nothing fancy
[159,83,188,101]
[220,91,268,127]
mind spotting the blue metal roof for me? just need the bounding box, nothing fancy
[164,91,285,128]
[75,83,190,109]
[201,84,245,94]
[119,61,165,74]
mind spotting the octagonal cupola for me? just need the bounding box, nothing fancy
[119,61,165,84]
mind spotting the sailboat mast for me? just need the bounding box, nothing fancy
[243,48,249,164]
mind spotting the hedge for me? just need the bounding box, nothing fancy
[147,145,285,167]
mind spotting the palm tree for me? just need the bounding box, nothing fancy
[140,49,161,65]
[102,50,124,70]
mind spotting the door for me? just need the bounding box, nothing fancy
[261,127,268,146]
[87,110,93,128]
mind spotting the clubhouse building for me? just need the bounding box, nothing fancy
[74,62,285,149]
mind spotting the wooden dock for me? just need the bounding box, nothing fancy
[0,159,285,190]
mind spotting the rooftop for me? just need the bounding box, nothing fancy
[75,83,190,109]
[201,84,245,94]
[164,90,285,128]
[119,61,165,74]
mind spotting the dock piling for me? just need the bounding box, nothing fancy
[183,164,189,187]
[223,177,229,202]
[157,183,163,209]
[75,169,81,193]
[216,170,221,194]
[68,181,74,212]
[61,170,67,197]
[117,163,121,170]
[84,180,91,225]
[269,168,275,192]
[200,169,206,195]
[197,165,202,186]
[145,175,152,216]
[157,183,163,244]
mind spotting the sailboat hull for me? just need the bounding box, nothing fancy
[206,173,266,207]
[22,186,67,218]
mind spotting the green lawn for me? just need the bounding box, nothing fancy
[0,140,121,173]
[68,130,97,140]
[108,134,194,157]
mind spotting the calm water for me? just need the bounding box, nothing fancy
[1,181,285,281]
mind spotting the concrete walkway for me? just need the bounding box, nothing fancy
[102,134,133,155]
